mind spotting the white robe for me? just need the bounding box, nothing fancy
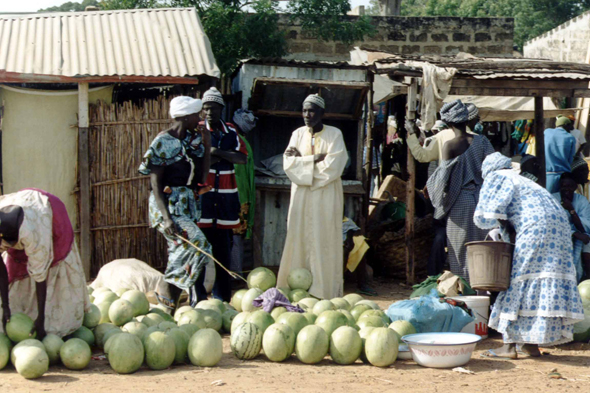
[277,125,348,299]
[0,190,90,337]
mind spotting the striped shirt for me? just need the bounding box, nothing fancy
[198,120,248,229]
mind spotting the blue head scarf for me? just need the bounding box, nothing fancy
[482,152,512,179]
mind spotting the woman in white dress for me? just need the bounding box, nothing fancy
[0,189,90,338]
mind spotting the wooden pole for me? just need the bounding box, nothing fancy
[534,96,546,188]
[78,83,91,280]
[405,78,418,285]
[363,73,375,229]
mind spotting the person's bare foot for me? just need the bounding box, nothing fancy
[481,343,517,359]
[520,344,542,357]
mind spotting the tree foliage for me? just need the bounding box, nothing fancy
[40,0,100,12]
[400,0,590,49]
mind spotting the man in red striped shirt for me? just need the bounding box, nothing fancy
[194,87,247,303]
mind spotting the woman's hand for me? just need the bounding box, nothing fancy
[2,305,10,332]
[31,316,46,340]
[161,218,176,237]
[197,184,213,195]
[573,232,590,244]
[562,199,575,211]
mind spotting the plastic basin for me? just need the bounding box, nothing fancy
[402,332,482,368]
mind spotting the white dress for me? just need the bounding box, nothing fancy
[0,190,90,337]
[276,125,348,299]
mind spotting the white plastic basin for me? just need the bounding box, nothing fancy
[402,332,482,368]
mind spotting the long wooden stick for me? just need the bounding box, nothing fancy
[174,233,248,283]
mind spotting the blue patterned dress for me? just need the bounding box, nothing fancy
[474,153,584,345]
[139,131,212,292]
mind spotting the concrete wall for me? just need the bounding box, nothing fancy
[280,15,515,61]
[524,11,590,62]
[0,85,113,227]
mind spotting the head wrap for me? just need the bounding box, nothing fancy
[303,94,325,109]
[572,156,588,171]
[233,109,258,133]
[202,87,225,107]
[169,96,202,119]
[432,120,447,131]
[481,152,512,179]
[440,99,469,125]
[466,103,479,121]
[556,115,572,127]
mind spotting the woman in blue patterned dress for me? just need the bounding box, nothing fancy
[474,152,584,358]
[139,96,212,311]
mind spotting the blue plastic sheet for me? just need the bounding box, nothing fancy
[386,290,475,333]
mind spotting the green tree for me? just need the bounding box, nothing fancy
[40,0,100,12]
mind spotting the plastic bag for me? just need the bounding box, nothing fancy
[386,289,474,333]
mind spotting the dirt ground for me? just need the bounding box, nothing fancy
[2,279,590,393]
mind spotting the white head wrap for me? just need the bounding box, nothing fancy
[202,87,225,107]
[303,94,325,109]
[170,96,202,119]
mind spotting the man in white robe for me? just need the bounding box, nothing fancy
[276,94,349,299]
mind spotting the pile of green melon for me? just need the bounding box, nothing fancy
[229,267,417,367]
[0,287,227,379]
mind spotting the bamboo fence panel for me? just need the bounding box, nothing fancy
[88,97,176,276]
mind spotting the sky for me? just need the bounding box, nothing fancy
[0,0,372,13]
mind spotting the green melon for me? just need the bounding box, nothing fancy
[97,301,113,324]
[231,289,248,312]
[231,312,251,334]
[270,307,288,320]
[87,286,94,296]
[94,291,119,305]
[301,312,317,325]
[69,326,95,347]
[578,281,590,302]
[247,310,275,334]
[364,328,399,367]
[94,323,117,348]
[83,304,102,329]
[276,312,310,336]
[295,325,329,364]
[355,300,380,310]
[174,305,194,322]
[141,313,165,327]
[338,310,358,329]
[188,328,223,367]
[158,321,177,331]
[241,288,264,312]
[0,335,9,370]
[201,309,223,331]
[573,302,590,342]
[11,339,45,365]
[177,310,207,328]
[92,287,112,296]
[196,300,224,315]
[358,327,376,364]
[388,320,417,341]
[166,328,190,364]
[222,309,239,333]
[109,299,135,327]
[0,333,13,353]
[359,310,390,325]
[144,331,176,370]
[278,287,292,302]
[343,293,364,307]
[107,333,145,374]
[115,288,131,297]
[60,338,91,370]
[179,323,200,338]
[230,322,262,360]
[263,323,295,362]
[142,325,163,344]
[290,289,310,303]
[6,312,35,343]
[102,328,123,350]
[350,304,373,321]
[331,298,351,311]
[298,297,320,310]
[357,316,388,329]
[315,311,348,337]
[121,290,150,317]
[247,267,277,291]
[148,307,173,321]
[14,346,48,379]
[43,334,64,365]
[287,268,313,290]
[122,322,148,340]
[330,326,362,365]
[312,300,336,316]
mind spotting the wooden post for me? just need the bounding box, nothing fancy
[405,78,418,285]
[534,96,546,188]
[78,83,91,280]
[363,74,375,229]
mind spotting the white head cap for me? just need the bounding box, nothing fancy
[202,87,225,107]
[303,94,325,109]
[170,96,202,119]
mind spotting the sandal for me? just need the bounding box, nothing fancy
[357,285,378,297]
[480,349,517,360]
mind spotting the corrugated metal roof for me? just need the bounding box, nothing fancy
[0,8,220,79]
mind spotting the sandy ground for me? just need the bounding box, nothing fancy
[2,280,590,393]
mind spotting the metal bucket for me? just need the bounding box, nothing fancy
[465,241,514,291]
